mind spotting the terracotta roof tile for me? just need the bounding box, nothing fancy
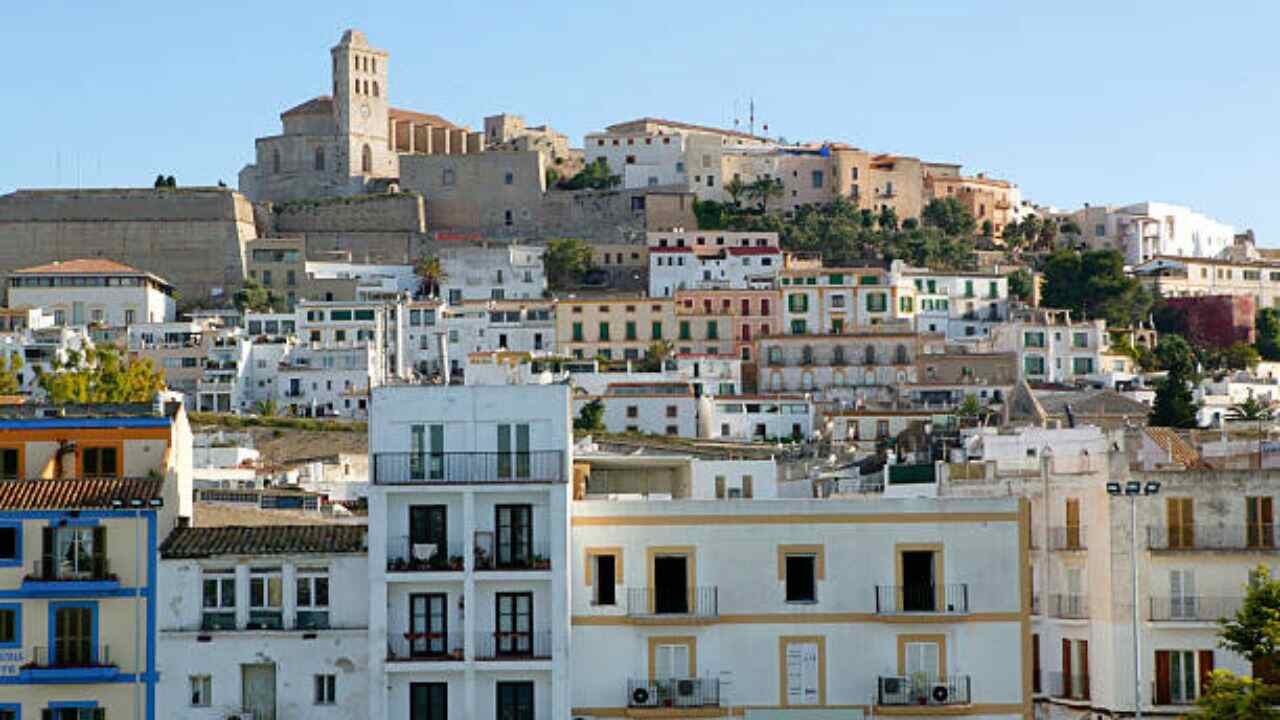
[0,477,163,510]
[280,96,334,117]
[13,258,146,275]
[160,524,366,559]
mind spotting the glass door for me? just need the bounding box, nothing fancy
[409,593,447,658]
[495,592,532,656]
[495,505,532,568]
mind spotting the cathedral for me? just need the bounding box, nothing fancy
[238,30,477,203]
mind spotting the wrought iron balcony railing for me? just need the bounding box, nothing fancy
[874,584,970,614]
[625,587,719,620]
[628,677,721,708]
[877,675,971,706]
[372,451,565,485]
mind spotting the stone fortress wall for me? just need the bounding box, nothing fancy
[0,188,256,304]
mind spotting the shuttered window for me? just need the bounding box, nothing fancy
[1167,498,1194,549]
[1247,496,1274,548]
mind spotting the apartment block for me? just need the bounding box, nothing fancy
[672,289,779,361]
[988,308,1114,385]
[157,525,369,719]
[555,297,675,361]
[1133,255,1280,311]
[367,384,572,720]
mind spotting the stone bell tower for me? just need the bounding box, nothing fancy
[330,30,393,180]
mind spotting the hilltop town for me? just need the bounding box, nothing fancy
[0,26,1278,720]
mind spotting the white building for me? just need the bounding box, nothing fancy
[948,425,1257,717]
[439,244,546,302]
[0,324,93,395]
[306,261,417,299]
[298,299,402,379]
[367,383,572,720]
[197,332,252,413]
[584,117,775,195]
[987,307,1114,385]
[906,268,1009,341]
[157,525,369,720]
[697,393,815,441]
[401,300,555,381]
[278,344,375,418]
[647,230,782,297]
[1070,202,1236,265]
[575,382,700,437]
[569,459,1028,718]
[8,257,177,326]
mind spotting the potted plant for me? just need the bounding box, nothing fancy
[532,554,551,570]
[448,555,464,571]
[911,671,929,705]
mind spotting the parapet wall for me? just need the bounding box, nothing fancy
[268,192,426,234]
[0,188,255,304]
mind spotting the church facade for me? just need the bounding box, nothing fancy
[238,30,479,203]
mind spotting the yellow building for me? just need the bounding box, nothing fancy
[0,404,186,720]
[555,297,676,360]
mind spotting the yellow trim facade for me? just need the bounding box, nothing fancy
[896,633,948,675]
[647,636,697,680]
[777,635,827,706]
[776,544,825,581]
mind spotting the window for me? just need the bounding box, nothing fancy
[411,682,448,719]
[707,320,719,340]
[441,168,455,186]
[201,569,235,630]
[625,321,637,341]
[314,147,325,171]
[665,425,679,435]
[1155,650,1212,705]
[1167,497,1194,549]
[272,148,281,174]
[679,321,691,341]
[496,681,534,720]
[1024,355,1045,376]
[190,675,212,706]
[41,525,104,580]
[314,674,337,705]
[52,602,95,666]
[865,293,887,313]
[810,170,824,189]
[598,322,610,341]
[504,210,513,226]
[504,172,514,185]
[1072,332,1088,348]
[248,567,284,629]
[495,592,534,656]
[361,144,372,173]
[572,322,583,342]
[666,405,678,418]
[785,553,818,602]
[1072,357,1094,375]
[592,552,618,605]
[790,319,807,335]
[626,405,638,419]
[0,604,18,647]
[788,293,809,313]
[296,568,330,629]
[1247,496,1274,548]
[408,593,448,658]
[495,505,533,568]
[0,523,17,567]
[81,446,118,477]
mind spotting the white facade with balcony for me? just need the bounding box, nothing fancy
[439,245,546,302]
[367,384,572,720]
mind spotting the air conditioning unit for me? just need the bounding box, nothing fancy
[882,677,902,695]
[930,682,951,703]
[677,679,696,696]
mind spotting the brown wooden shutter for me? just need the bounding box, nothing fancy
[1155,650,1172,705]
[92,525,107,578]
[1264,498,1274,548]
[1032,634,1041,693]
[1066,498,1081,549]
[41,526,54,580]
[1061,639,1072,697]
[1079,640,1090,700]
[1198,650,1215,699]
[1182,498,1195,547]
[743,476,753,499]
[714,477,725,499]
[1248,497,1260,547]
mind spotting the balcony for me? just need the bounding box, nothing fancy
[1047,672,1090,701]
[877,675,971,707]
[22,645,117,682]
[628,677,721,709]
[385,537,466,573]
[874,584,970,614]
[625,587,719,622]
[22,559,120,596]
[386,631,466,663]
[475,540,552,572]
[474,629,553,661]
[1048,526,1087,552]
[372,451,565,485]
[1148,596,1243,622]
[186,613,356,634]
[1148,524,1277,552]
[1048,593,1089,619]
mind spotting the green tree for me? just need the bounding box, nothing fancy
[165,175,176,188]
[1008,269,1034,303]
[36,347,166,405]
[1155,334,1199,378]
[1225,342,1262,371]
[559,158,619,190]
[878,206,899,232]
[1194,671,1280,719]
[414,255,445,298]
[232,279,284,313]
[1229,395,1272,421]
[980,220,993,238]
[153,174,167,189]
[748,177,784,212]
[544,238,595,290]
[1059,220,1082,236]
[724,177,748,207]
[254,399,278,417]
[1037,219,1058,250]
[0,354,23,395]
[1041,249,1151,327]
[1018,215,1041,249]
[1149,335,1200,428]
[573,399,605,432]
[1257,308,1280,361]
[921,197,977,237]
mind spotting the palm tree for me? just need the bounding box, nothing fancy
[414,256,445,299]
[254,399,278,417]
[749,177,784,213]
[724,177,748,208]
[1229,396,1272,421]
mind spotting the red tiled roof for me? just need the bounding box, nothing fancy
[161,524,366,558]
[649,246,694,254]
[727,246,782,256]
[388,107,458,129]
[280,96,459,129]
[0,477,163,510]
[281,96,334,117]
[14,258,147,275]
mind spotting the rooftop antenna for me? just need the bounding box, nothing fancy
[749,97,755,137]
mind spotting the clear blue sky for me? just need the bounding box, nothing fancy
[1,1,1275,242]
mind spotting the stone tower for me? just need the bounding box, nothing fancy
[330,30,393,181]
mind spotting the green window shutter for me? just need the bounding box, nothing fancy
[790,320,807,335]
[651,321,662,340]
[831,318,843,334]
[806,277,816,285]
[707,321,718,340]
[572,322,583,342]
[599,322,610,341]
[859,275,878,285]
[828,274,844,285]
[625,321,637,341]
[679,321,691,340]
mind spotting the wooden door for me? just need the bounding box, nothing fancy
[242,663,277,720]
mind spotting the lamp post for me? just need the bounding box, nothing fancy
[1107,479,1161,720]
